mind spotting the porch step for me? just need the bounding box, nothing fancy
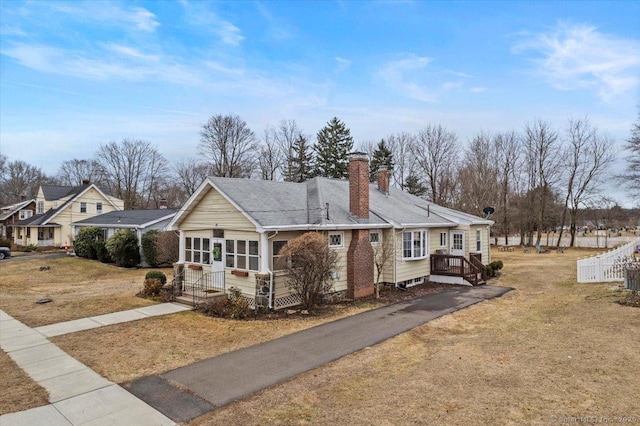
[174,291,227,307]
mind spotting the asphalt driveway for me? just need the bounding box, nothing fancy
[127,285,512,423]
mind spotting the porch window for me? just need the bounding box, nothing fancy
[96,202,102,214]
[185,237,211,264]
[272,240,288,270]
[440,232,447,247]
[80,202,87,213]
[225,239,259,271]
[329,232,343,248]
[476,229,482,252]
[402,230,427,260]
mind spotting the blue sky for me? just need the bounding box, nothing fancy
[1,1,639,205]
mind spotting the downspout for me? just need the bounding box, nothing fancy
[394,227,406,288]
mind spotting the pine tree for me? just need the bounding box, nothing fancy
[313,117,354,179]
[405,173,428,197]
[286,135,315,183]
[369,139,394,182]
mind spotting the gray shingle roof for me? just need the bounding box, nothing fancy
[200,177,491,230]
[73,209,178,227]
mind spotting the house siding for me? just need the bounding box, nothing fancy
[179,187,254,232]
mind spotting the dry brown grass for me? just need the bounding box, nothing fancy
[0,256,170,327]
[189,248,639,425]
[51,301,382,384]
[0,349,49,415]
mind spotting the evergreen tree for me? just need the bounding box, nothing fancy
[369,139,394,182]
[286,135,315,183]
[405,173,428,197]
[313,117,354,179]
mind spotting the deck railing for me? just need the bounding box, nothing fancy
[430,254,486,286]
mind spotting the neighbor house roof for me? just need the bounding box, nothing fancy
[0,199,35,221]
[72,209,178,229]
[170,177,493,232]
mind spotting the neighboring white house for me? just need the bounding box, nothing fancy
[13,182,124,248]
[168,154,493,310]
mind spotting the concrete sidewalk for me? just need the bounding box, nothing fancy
[0,304,190,425]
[129,285,512,423]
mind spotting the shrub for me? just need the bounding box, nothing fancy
[19,243,39,253]
[156,231,179,265]
[142,278,163,296]
[74,227,105,259]
[197,286,251,319]
[106,229,141,268]
[145,270,167,285]
[141,230,159,267]
[94,239,112,263]
[276,232,338,312]
[485,260,504,278]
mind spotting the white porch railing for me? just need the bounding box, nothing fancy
[577,238,640,283]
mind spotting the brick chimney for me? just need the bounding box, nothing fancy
[346,152,374,299]
[82,179,90,185]
[159,198,168,209]
[377,166,390,194]
[348,152,369,220]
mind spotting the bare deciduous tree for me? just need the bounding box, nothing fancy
[387,132,416,191]
[0,159,50,205]
[456,132,500,215]
[258,128,283,180]
[57,159,105,186]
[174,157,212,198]
[268,119,303,182]
[412,125,459,205]
[559,118,615,247]
[523,119,562,245]
[617,107,640,203]
[198,114,257,178]
[494,131,521,245]
[373,236,394,299]
[96,139,169,209]
[276,232,338,312]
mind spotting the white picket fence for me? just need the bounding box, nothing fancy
[577,238,640,283]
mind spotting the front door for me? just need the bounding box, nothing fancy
[211,238,224,273]
[450,231,465,256]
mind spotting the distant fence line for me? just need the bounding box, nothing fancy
[495,235,638,249]
[576,238,640,283]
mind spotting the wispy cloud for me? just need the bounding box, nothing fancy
[470,87,487,93]
[335,57,352,73]
[512,22,640,101]
[375,54,437,103]
[180,2,244,46]
[50,2,160,32]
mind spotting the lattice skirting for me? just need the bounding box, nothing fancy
[274,293,302,309]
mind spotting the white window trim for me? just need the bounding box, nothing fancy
[37,201,44,214]
[369,230,382,245]
[476,228,482,252]
[96,202,103,214]
[80,202,87,213]
[328,232,344,248]
[225,239,259,271]
[439,232,447,247]
[402,230,428,260]
[185,237,211,264]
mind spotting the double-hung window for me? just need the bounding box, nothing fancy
[37,201,44,214]
[402,230,427,260]
[96,202,103,214]
[476,229,482,252]
[440,232,447,247]
[80,202,87,213]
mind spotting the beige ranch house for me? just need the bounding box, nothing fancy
[168,154,493,310]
